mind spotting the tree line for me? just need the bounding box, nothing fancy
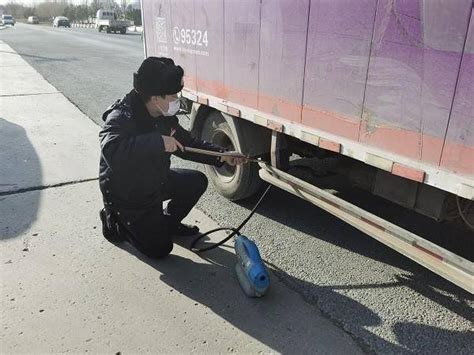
[0,1,141,25]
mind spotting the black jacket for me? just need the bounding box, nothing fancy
[99,90,223,223]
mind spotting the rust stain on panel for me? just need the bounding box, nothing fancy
[360,121,421,160]
[440,143,474,176]
[259,95,302,123]
[421,134,444,166]
[181,78,474,176]
[302,106,361,140]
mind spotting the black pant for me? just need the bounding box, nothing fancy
[126,169,208,259]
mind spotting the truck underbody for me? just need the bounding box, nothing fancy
[187,101,473,293]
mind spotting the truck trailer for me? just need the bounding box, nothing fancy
[141,0,473,293]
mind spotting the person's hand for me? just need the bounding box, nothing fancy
[221,154,248,166]
[162,135,184,153]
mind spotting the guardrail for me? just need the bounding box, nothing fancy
[71,23,95,28]
[71,23,143,32]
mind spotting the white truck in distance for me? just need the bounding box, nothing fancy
[96,9,130,34]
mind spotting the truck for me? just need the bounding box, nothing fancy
[96,9,131,34]
[140,0,474,293]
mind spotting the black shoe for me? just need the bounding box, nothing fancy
[100,208,125,243]
[172,223,200,237]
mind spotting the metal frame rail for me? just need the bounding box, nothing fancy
[258,162,473,293]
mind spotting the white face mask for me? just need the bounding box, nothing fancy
[160,98,180,116]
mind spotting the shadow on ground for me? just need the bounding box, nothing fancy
[116,233,473,353]
[114,238,409,353]
[0,50,77,63]
[236,183,474,303]
[0,117,41,239]
[223,183,474,350]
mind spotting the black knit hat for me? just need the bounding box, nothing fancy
[133,57,184,96]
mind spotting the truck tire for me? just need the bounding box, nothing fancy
[199,110,263,201]
[120,28,126,34]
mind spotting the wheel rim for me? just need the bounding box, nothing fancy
[210,128,238,183]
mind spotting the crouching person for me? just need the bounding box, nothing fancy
[99,57,246,258]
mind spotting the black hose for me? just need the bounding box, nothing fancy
[190,184,272,252]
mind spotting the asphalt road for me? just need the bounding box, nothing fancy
[1,23,473,354]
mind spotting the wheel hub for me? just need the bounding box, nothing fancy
[211,128,238,182]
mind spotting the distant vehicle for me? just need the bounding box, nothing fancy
[1,14,15,26]
[96,9,130,34]
[27,16,39,24]
[53,16,70,28]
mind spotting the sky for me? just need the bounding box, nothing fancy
[0,1,91,5]
[0,1,139,6]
